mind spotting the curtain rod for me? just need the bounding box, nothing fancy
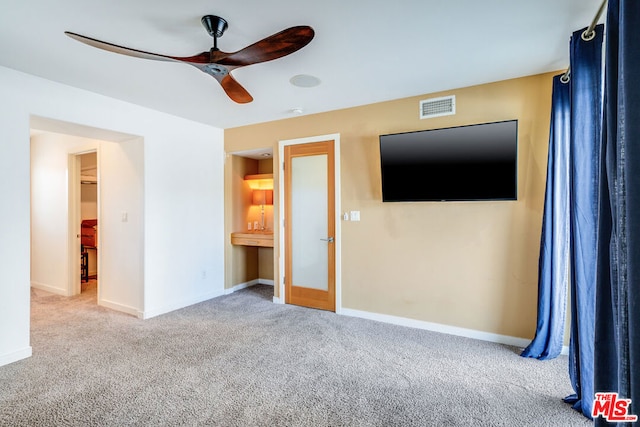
[560,0,608,83]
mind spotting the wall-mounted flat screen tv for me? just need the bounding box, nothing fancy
[379,119,518,202]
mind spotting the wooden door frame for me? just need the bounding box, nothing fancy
[277,134,342,313]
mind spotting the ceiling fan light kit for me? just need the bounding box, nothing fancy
[65,15,314,104]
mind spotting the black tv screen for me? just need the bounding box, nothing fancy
[379,120,518,202]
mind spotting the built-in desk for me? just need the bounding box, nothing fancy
[230,231,274,248]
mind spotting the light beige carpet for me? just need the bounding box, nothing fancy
[0,283,589,426]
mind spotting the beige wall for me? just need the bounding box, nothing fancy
[225,72,555,339]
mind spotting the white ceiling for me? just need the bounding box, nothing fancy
[0,0,603,130]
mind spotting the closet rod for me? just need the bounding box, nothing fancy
[560,0,608,83]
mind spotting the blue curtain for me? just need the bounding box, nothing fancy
[522,23,604,419]
[594,0,640,424]
[563,23,604,419]
[525,1,640,422]
[520,75,570,360]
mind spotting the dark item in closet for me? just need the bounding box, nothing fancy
[81,219,98,248]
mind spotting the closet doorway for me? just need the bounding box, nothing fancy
[77,151,99,295]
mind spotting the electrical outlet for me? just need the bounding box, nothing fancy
[254,221,259,230]
[248,222,252,231]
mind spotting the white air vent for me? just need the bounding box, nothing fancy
[420,95,456,119]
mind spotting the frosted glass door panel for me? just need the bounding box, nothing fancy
[291,154,328,291]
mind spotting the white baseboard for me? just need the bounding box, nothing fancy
[225,279,260,295]
[0,346,32,367]
[340,307,533,349]
[144,279,273,319]
[225,278,274,295]
[31,281,68,296]
[141,288,225,320]
[273,296,283,304]
[99,298,144,319]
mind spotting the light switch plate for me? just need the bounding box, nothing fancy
[350,211,360,221]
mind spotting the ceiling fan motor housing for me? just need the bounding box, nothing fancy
[201,15,228,38]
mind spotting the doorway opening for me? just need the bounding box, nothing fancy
[226,148,276,296]
[30,132,102,300]
[30,115,145,318]
[78,151,99,295]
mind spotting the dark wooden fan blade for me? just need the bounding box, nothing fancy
[64,32,211,63]
[215,74,254,104]
[216,26,314,66]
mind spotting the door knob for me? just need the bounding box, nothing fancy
[320,237,334,243]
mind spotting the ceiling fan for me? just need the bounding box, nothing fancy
[65,15,315,104]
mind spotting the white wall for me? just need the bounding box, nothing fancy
[0,65,225,366]
[0,78,31,367]
[99,136,145,314]
[143,129,226,318]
